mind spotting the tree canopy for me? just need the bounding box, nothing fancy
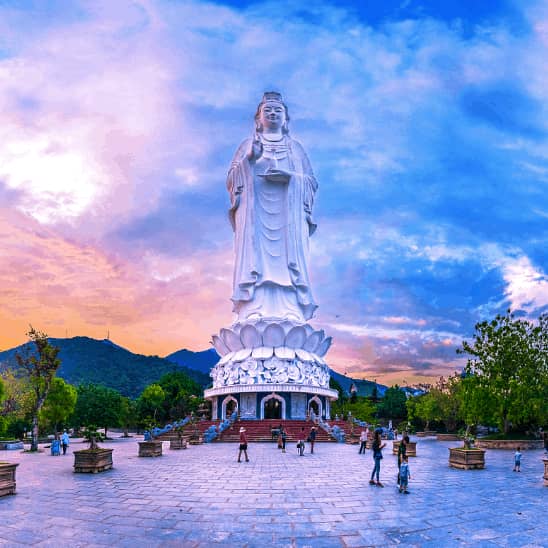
[458,310,548,433]
[15,327,61,450]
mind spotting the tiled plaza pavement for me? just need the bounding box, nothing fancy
[1,436,547,547]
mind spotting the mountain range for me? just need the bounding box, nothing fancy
[0,336,387,399]
[0,337,210,399]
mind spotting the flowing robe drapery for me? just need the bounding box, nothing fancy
[227,135,318,322]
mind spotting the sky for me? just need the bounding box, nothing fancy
[1,0,547,386]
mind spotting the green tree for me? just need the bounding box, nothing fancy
[15,327,61,451]
[345,397,376,423]
[410,391,441,431]
[156,371,203,422]
[138,384,165,425]
[377,385,407,420]
[0,377,6,437]
[458,311,548,433]
[40,378,77,436]
[118,396,136,437]
[71,384,123,437]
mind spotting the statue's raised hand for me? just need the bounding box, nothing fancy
[247,137,263,162]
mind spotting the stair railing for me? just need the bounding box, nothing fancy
[317,417,345,443]
[144,416,191,440]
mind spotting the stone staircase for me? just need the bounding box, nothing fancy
[155,419,345,443]
[155,420,220,441]
[219,419,338,443]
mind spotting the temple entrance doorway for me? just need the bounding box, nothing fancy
[264,398,281,419]
[260,393,286,419]
[308,396,322,419]
[221,396,238,420]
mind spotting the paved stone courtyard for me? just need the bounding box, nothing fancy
[1,436,546,547]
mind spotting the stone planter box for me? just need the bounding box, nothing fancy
[73,448,113,473]
[138,440,163,457]
[449,447,485,469]
[392,441,417,457]
[475,439,543,450]
[0,440,24,450]
[0,462,19,496]
[169,438,187,450]
[437,434,461,441]
[543,459,548,487]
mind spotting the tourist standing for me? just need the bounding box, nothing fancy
[369,429,386,487]
[399,455,411,494]
[397,435,409,486]
[61,430,70,455]
[238,427,249,462]
[513,447,522,472]
[309,426,317,454]
[298,427,306,456]
[358,430,367,454]
[281,426,287,453]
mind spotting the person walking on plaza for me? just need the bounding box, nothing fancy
[298,426,305,456]
[399,455,411,494]
[369,429,386,487]
[513,447,522,472]
[358,430,367,454]
[61,430,70,455]
[397,435,409,487]
[238,427,249,462]
[309,426,317,454]
[281,426,287,453]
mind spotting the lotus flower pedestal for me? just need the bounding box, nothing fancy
[205,319,338,420]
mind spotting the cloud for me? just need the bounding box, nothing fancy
[1,0,547,384]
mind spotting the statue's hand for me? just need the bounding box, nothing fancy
[247,138,263,162]
[263,168,291,184]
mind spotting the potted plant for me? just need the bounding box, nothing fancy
[138,423,163,457]
[169,425,187,450]
[187,420,203,445]
[73,426,113,473]
[0,461,19,497]
[448,425,485,469]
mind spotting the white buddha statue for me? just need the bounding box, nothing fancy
[227,92,318,323]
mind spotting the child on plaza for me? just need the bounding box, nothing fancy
[513,447,522,472]
[399,455,411,493]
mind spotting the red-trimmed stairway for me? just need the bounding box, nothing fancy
[156,419,344,443]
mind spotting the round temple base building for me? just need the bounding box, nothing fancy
[204,319,338,420]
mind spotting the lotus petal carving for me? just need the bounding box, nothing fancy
[219,351,234,365]
[274,346,295,360]
[252,346,273,359]
[221,328,243,351]
[303,331,322,353]
[285,325,307,348]
[262,323,285,347]
[212,334,230,356]
[315,336,332,357]
[295,348,313,362]
[240,324,262,348]
[233,348,252,362]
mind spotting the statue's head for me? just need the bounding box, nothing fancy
[255,91,290,134]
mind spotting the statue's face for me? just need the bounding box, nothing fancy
[259,101,286,130]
